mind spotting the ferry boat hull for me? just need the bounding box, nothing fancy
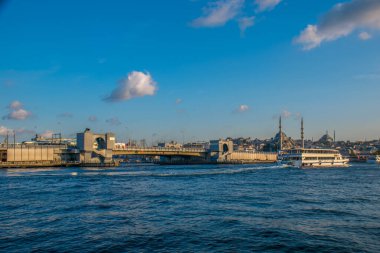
[280,160,349,168]
[278,148,349,169]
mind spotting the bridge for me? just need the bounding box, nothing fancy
[0,130,277,167]
[75,130,277,165]
[112,147,208,157]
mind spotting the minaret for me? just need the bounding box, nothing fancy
[279,116,282,151]
[301,117,304,149]
[334,130,336,143]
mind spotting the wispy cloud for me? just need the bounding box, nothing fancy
[88,115,98,122]
[281,110,291,118]
[176,109,188,115]
[104,71,157,102]
[238,16,255,35]
[358,31,372,40]
[255,0,282,12]
[106,117,121,126]
[0,67,59,94]
[3,101,32,120]
[191,0,244,27]
[2,79,14,88]
[0,67,59,83]
[354,73,380,80]
[175,98,183,105]
[273,110,300,119]
[295,0,380,50]
[292,112,302,120]
[0,127,35,137]
[191,0,281,33]
[57,112,73,118]
[15,128,36,135]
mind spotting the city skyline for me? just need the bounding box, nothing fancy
[1,0,380,142]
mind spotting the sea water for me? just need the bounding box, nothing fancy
[1,164,380,252]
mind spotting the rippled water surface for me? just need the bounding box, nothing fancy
[1,164,380,252]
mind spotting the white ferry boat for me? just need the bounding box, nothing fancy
[276,117,349,168]
[278,148,349,168]
[367,155,380,164]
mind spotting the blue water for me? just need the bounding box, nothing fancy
[1,164,380,252]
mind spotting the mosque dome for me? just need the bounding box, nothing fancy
[318,132,334,144]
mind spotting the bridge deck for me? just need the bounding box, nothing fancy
[112,147,207,157]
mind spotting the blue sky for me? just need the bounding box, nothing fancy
[1,0,380,143]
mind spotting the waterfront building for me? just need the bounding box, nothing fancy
[183,141,210,149]
[157,141,183,149]
[0,142,79,167]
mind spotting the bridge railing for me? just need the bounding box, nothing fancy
[232,150,277,155]
[113,146,207,153]
[0,143,68,149]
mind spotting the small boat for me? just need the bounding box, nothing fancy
[278,148,349,168]
[367,155,380,164]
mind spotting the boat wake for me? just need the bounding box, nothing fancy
[1,165,284,178]
[92,164,283,178]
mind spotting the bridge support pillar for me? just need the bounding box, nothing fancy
[76,129,115,164]
[209,139,233,162]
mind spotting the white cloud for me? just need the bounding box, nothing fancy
[235,104,250,113]
[9,100,22,110]
[295,25,323,50]
[105,71,157,102]
[238,16,255,35]
[359,31,372,40]
[295,0,380,50]
[8,109,31,120]
[3,101,32,120]
[0,126,12,136]
[175,98,183,105]
[255,0,282,12]
[41,130,54,138]
[3,108,32,120]
[191,0,244,27]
